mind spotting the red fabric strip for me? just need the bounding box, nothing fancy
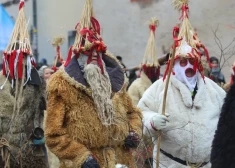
[64,46,73,67]
[19,1,24,10]
[9,50,17,78]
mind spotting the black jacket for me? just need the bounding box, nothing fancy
[211,83,235,168]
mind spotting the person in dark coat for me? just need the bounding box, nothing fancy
[211,82,235,168]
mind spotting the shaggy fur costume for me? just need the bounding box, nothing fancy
[0,72,47,168]
[45,54,142,168]
[138,75,226,168]
[128,72,152,106]
[211,83,235,168]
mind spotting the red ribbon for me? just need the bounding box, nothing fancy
[149,25,156,34]
[31,58,36,68]
[52,66,57,72]
[179,4,189,20]
[56,46,60,59]
[18,51,24,79]
[75,17,101,35]
[9,50,17,78]
[64,46,73,67]
[19,1,24,10]
[172,26,181,47]
[91,17,101,35]
[201,45,210,62]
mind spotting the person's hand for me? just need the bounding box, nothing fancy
[150,113,170,131]
[124,132,140,148]
[81,155,100,168]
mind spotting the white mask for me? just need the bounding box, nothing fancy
[173,59,198,92]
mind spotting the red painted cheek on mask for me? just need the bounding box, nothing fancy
[185,68,196,78]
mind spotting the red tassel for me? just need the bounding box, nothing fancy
[52,66,57,72]
[31,58,36,68]
[19,0,24,10]
[179,4,189,20]
[91,17,101,35]
[18,51,24,79]
[201,45,210,61]
[9,50,17,78]
[149,25,156,34]
[64,46,73,67]
[56,46,61,59]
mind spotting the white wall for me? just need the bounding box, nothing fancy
[1,0,235,80]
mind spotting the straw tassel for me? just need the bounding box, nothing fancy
[172,0,189,11]
[52,36,65,70]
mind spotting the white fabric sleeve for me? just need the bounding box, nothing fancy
[138,81,163,138]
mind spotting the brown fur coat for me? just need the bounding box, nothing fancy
[45,67,142,168]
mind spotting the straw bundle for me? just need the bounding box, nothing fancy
[172,0,189,11]
[52,36,65,68]
[142,18,160,67]
[172,0,202,59]
[5,1,32,54]
[73,0,94,51]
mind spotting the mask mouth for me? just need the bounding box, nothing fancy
[185,68,196,78]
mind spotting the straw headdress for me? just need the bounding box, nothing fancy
[142,18,160,67]
[1,0,37,118]
[165,0,211,79]
[141,18,161,82]
[64,0,107,74]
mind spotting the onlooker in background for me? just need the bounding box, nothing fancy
[210,57,226,86]
[116,55,127,71]
[36,58,48,70]
[222,61,235,92]
[127,66,140,90]
[38,66,54,82]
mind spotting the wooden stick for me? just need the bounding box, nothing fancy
[156,42,176,168]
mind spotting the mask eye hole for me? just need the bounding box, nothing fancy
[180,59,188,67]
[189,58,195,65]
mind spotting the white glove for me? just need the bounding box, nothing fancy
[150,113,169,131]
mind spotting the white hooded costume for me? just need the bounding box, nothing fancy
[138,68,226,167]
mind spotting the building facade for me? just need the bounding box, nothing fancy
[1,0,235,80]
